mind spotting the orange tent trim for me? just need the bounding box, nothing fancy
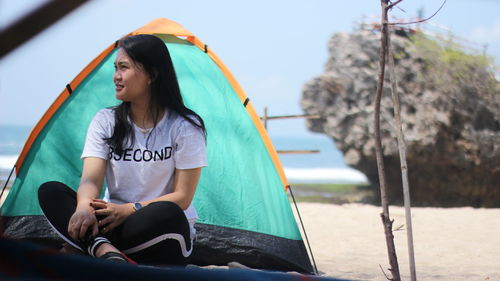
[15,18,289,190]
[15,43,116,172]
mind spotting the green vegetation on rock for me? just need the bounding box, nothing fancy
[410,32,497,95]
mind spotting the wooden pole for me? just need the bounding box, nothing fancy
[263,114,321,120]
[277,150,320,154]
[387,24,417,281]
[375,1,401,280]
[263,107,268,130]
[259,108,321,154]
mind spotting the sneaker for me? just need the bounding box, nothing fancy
[100,251,136,264]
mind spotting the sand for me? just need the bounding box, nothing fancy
[295,202,500,281]
[2,184,499,280]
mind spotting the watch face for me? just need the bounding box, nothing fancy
[134,202,142,210]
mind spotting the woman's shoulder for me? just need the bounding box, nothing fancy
[170,113,202,129]
[88,108,116,132]
[93,107,115,122]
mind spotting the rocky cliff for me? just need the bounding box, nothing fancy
[301,30,500,207]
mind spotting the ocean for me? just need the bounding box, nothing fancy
[0,125,367,185]
[0,125,31,183]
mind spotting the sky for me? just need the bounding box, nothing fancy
[1,0,499,138]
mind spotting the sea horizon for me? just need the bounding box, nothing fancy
[0,124,368,185]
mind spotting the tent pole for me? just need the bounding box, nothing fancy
[289,185,319,275]
[0,165,16,205]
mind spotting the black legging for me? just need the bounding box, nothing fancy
[38,181,192,266]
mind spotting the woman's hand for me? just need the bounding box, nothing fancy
[91,199,134,233]
[68,207,98,241]
[70,157,106,241]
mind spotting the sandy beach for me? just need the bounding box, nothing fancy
[2,185,499,280]
[295,202,500,281]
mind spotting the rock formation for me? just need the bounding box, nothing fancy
[301,29,500,207]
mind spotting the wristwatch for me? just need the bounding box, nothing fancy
[133,202,143,211]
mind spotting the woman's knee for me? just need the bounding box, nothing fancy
[146,201,183,214]
[38,181,69,197]
[38,181,70,203]
[129,201,188,233]
[38,181,76,213]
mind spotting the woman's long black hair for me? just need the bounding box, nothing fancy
[107,34,206,155]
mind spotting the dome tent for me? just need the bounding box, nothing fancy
[1,18,313,273]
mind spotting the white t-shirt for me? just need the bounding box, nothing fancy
[81,108,207,237]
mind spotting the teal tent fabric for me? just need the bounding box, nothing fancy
[1,31,312,273]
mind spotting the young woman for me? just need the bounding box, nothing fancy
[38,34,207,265]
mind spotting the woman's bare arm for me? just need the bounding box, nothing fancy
[92,167,202,233]
[68,157,106,240]
[141,167,202,210]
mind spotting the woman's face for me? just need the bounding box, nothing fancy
[113,49,151,103]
